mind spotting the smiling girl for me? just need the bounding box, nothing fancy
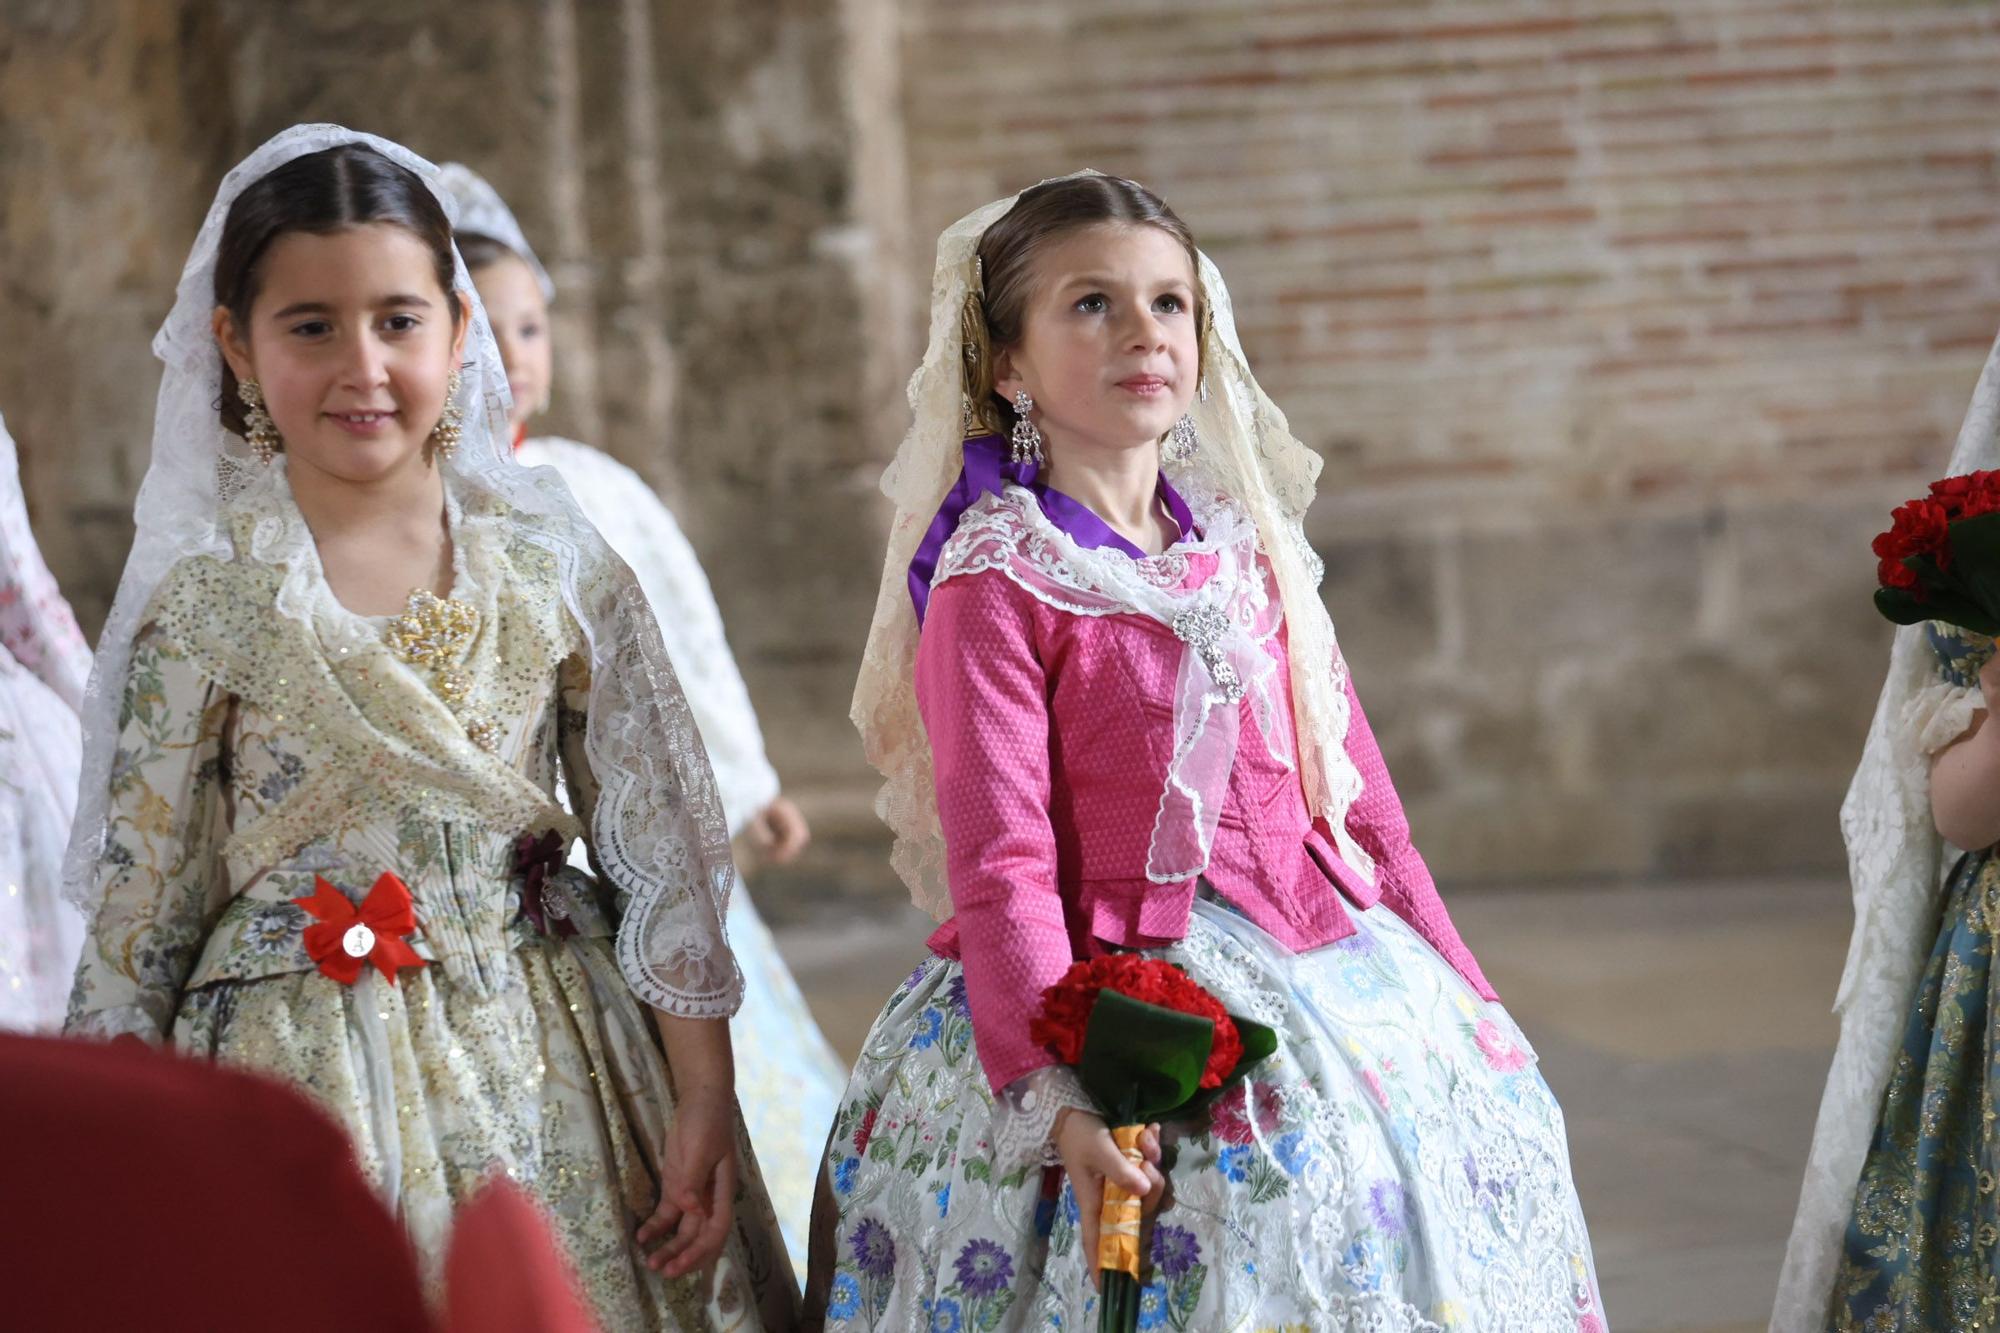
[809,174,1603,1331]
[62,126,795,1331]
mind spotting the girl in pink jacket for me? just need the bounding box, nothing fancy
[811,174,1604,1331]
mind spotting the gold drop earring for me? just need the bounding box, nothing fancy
[238,380,282,464]
[429,367,465,461]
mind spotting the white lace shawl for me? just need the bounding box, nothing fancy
[851,175,1366,924]
[61,125,744,1018]
[1771,325,2000,1329]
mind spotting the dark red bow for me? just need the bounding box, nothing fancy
[515,830,575,938]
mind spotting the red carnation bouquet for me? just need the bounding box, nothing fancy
[1873,470,2000,634]
[1030,955,1275,1333]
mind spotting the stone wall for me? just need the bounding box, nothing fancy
[2,1,1998,906]
[898,0,2000,883]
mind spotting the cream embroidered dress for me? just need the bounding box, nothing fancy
[66,466,796,1331]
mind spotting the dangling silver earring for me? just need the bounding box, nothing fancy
[1165,412,1200,465]
[429,368,465,460]
[238,379,281,465]
[1009,389,1044,465]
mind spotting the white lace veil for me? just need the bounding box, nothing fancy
[1771,327,2000,1328]
[60,124,743,1017]
[435,162,554,300]
[850,174,1366,922]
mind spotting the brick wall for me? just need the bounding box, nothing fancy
[894,1,2000,882]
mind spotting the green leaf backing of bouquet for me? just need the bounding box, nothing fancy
[1078,990,1280,1125]
[1879,513,2000,636]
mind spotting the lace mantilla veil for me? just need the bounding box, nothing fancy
[1771,326,2000,1328]
[850,174,1370,924]
[60,124,744,1018]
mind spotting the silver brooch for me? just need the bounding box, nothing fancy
[1171,606,1246,703]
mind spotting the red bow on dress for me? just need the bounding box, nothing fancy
[292,873,428,986]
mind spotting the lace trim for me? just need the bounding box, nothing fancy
[992,1064,1097,1173]
[932,487,1374,889]
[1900,678,1985,765]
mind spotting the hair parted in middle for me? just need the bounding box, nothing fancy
[211,142,463,445]
[960,174,1208,439]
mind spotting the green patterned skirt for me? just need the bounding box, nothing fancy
[1831,849,2000,1330]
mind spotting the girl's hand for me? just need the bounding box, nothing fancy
[744,796,811,866]
[1053,1107,1164,1287]
[637,1085,738,1279]
[1978,649,2000,721]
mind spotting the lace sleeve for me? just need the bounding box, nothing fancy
[991,1065,1097,1174]
[64,625,231,1042]
[574,577,745,1019]
[1900,623,1992,764]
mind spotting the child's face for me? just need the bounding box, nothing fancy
[213,223,467,485]
[469,252,551,435]
[994,222,1200,462]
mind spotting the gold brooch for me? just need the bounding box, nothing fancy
[385,589,497,752]
[385,589,479,669]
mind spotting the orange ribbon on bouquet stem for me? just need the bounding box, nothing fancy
[1096,1123,1147,1280]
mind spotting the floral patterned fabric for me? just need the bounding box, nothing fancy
[813,895,1604,1332]
[729,885,848,1276]
[65,490,797,1331]
[1826,847,2000,1329]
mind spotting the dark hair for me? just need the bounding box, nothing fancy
[454,231,518,275]
[962,175,1203,436]
[213,143,462,438]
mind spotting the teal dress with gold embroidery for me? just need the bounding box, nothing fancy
[1830,625,2000,1329]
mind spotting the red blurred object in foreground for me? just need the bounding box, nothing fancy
[0,1034,602,1332]
[445,1178,603,1333]
[0,1032,430,1332]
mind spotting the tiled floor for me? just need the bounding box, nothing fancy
[772,876,1853,1333]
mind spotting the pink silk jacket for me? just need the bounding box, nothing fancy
[917,550,1497,1093]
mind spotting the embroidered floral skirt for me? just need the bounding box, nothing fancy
[174,934,798,1332]
[810,896,1604,1332]
[1828,849,2000,1329]
[728,886,847,1276]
